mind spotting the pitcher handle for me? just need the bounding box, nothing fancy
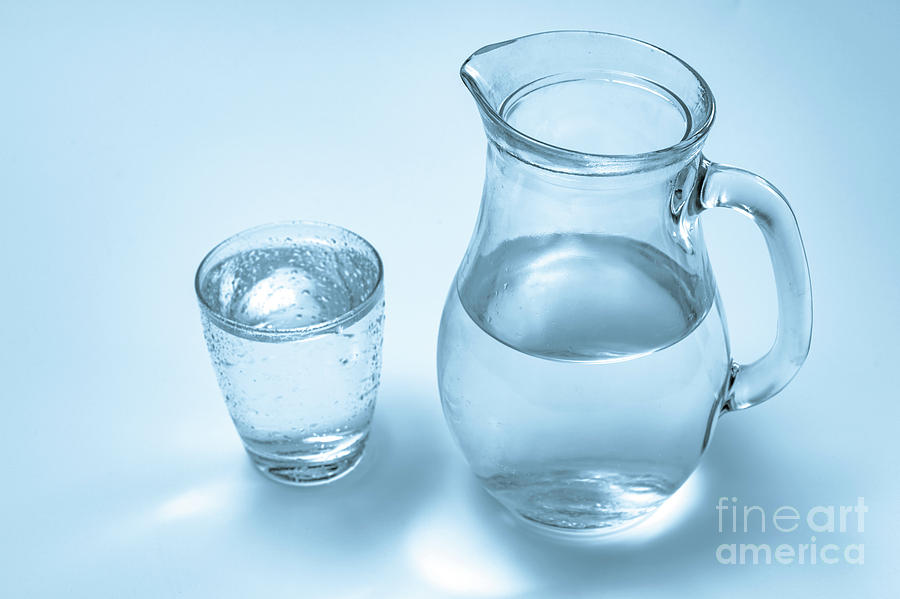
[697,158,813,411]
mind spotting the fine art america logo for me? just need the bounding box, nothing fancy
[715,497,867,566]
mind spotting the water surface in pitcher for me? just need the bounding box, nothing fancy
[438,234,730,531]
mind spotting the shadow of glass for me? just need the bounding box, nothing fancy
[235,387,448,560]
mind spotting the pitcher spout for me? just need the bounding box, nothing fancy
[460,31,715,176]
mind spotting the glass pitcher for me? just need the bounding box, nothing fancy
[436,31,812,536]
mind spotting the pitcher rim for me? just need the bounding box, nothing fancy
[460,30,717,176]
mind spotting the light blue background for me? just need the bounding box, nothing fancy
[2,1,897,596]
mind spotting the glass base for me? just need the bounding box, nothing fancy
[244,440,366,486]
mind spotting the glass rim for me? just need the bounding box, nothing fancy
[194,220,384,341]
[461,30,717,176]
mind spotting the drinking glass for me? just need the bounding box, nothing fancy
[195,221,384,485]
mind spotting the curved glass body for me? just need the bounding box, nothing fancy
[437,32,812,535]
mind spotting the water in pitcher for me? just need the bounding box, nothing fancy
[437,234,730,531]
[199,243,384,474]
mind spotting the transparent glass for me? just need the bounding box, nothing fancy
[196,221,385,485]
[437,32,812,535]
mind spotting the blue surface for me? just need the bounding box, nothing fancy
[1,1,897,596]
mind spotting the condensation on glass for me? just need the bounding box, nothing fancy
[196,221,384,485]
